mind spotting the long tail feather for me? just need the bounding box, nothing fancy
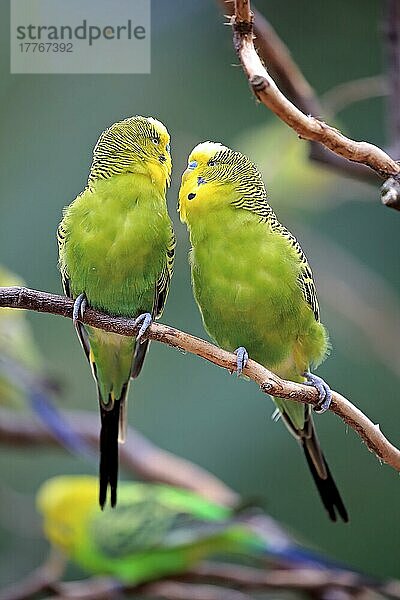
[99,398,121,509]
[131,339,150,379]
[302,432,348,522]
[98,379,130,509]
[280,406,348,522]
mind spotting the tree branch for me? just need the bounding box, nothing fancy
[321,75,388,117]
[1,285,400,473]
[189,562,400,597]
[218,0,321,116]
[6,559,399,600]
[0,552,66,600]
[218,0,385,184]
[221,0,400,208]
[49,579,254,600]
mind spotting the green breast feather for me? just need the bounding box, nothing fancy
[59,174,173,318]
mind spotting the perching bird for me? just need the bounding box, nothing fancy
[37,475,335,584]
[57,117,175,508]
[178,142,348,522]
[0,266,86,454]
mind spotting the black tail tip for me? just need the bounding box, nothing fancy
[99,480,117,510]
[99,491,117,510]
[326,502,349,523]
[302,443,349,523]
[99,399,121,509]
[321,475,349,524]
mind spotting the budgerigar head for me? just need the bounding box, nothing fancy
[37,475,98,555]
[178,141,267,223]
[88,116,171,192]
[179,142,267,223]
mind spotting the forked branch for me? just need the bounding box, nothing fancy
[223,0,400,209]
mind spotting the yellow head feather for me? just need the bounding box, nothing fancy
[178,141,266,223]
[88,115,171,194]
[37,476,98,554]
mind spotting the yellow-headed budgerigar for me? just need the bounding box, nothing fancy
[0,266,87,454]
[57,117,175,508]
[38,475,337,584]
[178,142,347,522]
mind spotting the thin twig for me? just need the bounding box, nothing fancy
[1,286,399,472]
[10,561,398,600]
[13,561,400,600]
[232,0,398,176]
[224,0,400,208]
[321,76,388,117]
[49,579,253,600]
[218,0,384,184]
[0,551,66,600]
[188,562,393,595]
[218,0,321,115]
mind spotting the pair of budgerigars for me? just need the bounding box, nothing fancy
[57,115,347,522]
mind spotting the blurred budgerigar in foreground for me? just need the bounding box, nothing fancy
[37,475,334,584]
[0,265,86,454]
[57,116,175,508]
[179,142,348,522]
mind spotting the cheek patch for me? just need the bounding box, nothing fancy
[197,176,206,186]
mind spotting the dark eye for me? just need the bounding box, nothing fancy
[152,138,159,145]
[208,159,216,166]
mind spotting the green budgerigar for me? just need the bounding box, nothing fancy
[58,117,175,508]
[37,475,334,584]
[179,142,347,522]
[38,476,252,584]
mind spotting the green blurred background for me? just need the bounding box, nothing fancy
[0,0,399,588]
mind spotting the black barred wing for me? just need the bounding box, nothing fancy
[227,167,320,322]
[154,228,176,319]
[89,492,221,559]
[90,496,175,558]
[269,218,320,322]
[131,227,175,379]
[57,218,91,361]
[56,221,71,298]
[297,260,320,322]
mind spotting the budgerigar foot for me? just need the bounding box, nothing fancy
[72,293,90,360]
[134,312,152,343]
[234,347,249,377]
[303,371,332,414]
[73,293,87,327]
